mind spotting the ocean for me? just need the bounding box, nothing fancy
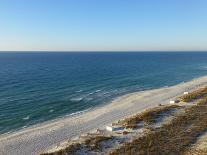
[0,52,207,134]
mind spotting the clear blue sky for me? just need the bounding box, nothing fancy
[0,0,207,51]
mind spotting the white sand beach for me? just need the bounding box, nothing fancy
[1,75,207,155]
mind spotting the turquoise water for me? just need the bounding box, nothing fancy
[0,52,207,134]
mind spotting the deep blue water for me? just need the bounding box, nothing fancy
[0,52,207,134]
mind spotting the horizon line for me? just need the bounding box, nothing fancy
[0,50,207,53]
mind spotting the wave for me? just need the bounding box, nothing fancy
[49,109,54,113]
[22,116,30,120]
[66,108,91,117]
[70,90,103,102]
[95,89,101,93]
[88,92,94,95]
[87,89,102,95]
[85,97,94,101]
[70,97,83,102]
[75,90,83,93]
[22,126,27,129]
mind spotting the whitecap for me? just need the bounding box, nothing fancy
[88,92,94,95]
[95,89,101,93]
[70,97,83,102]
[68,108,91,116]
[23,116,30,120]
[75,90,83,93]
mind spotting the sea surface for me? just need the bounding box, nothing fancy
[0,52,207,134]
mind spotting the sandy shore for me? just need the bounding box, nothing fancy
[1,75,207,155]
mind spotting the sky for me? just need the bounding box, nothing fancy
[0,0,207,51]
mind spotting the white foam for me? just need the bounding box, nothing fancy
[70,97,83,102]
[88,92,94,95]
[67,108,91,117]
[23,116,30,120]
[75,90,83,93]
[95,89,101,92]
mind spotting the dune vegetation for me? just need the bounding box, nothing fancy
[180,86,207,102]
[110,87,207,155]
[41,86,207,155]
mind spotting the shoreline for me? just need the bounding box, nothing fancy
[0,76,203,137]
[1,75,207,155]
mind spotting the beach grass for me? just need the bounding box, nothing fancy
[180,86,207,102]
[118,104,179,129]
[109,91,207,155]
